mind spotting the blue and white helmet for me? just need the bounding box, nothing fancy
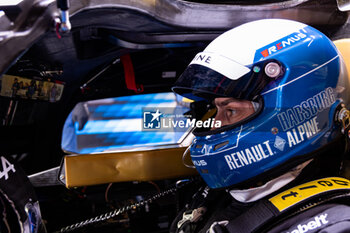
[172,19,350,189]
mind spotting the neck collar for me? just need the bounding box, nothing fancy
[229,159,312,203]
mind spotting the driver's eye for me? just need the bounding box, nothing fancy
[229,109,237,116]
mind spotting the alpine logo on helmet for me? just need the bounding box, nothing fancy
[190,51,250,81]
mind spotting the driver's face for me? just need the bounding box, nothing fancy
[212,97,255,130]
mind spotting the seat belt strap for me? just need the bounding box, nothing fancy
[225,200,278,233]
[225,177,350,233]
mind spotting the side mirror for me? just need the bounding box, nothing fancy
[0,74,64,102]
[337,0,350,11]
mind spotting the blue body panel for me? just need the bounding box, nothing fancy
[62,92,191,154]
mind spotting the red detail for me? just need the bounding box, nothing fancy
[213,77,226,94]
[80,86,90,94]
[261,49,269,58]
[55,23,62,39]
[54,80,65,84]
[121,54,144,93]
[276,43,283,50]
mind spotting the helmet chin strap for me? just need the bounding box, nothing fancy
[229,159,313,203]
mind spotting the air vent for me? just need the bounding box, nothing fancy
[214,141,229,151]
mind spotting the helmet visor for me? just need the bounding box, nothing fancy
[172,59,274,101]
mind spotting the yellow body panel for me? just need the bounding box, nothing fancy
[64,147,197,188]
[334,39,350,71]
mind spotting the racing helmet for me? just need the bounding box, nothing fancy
[172,19,350,189]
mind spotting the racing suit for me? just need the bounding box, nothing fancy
[170,157,350,233]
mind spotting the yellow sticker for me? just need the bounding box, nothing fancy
[269,177,350,212]
[182,97,194,103]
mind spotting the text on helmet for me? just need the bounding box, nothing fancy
[277,87,335,131]
[259,29,308,58]
[224,140,273,170]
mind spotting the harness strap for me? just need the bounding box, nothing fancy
[225,200,278,233]
[225,177,350,233]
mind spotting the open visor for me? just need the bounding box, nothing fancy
[172,54,275,101]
